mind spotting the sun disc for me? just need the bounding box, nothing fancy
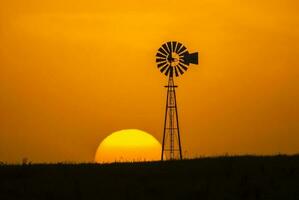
[95,129,161,163]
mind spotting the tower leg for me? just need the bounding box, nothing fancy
[161,84,169,161]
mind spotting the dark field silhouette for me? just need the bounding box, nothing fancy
[1,155,299,200]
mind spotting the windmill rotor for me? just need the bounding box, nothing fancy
[156,41,198,77]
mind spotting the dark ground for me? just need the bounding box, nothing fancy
[0,155,299,200]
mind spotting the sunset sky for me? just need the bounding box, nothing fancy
[0,0,298,163]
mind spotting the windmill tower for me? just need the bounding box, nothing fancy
[155,41,198,160]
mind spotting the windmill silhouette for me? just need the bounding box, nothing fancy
[156,41,199,160]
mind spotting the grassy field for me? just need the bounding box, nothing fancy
[0,155,299,200]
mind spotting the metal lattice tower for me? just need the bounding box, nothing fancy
[155,41,199,161]
[161,76,182,160]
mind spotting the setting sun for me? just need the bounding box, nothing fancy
[95,129,161,163]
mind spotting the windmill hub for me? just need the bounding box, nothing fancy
[167,52,180,67]
[155,41,199,161]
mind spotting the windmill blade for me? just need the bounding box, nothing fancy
[175,43,182,53]
[174,66,179,77]
[172,41,178,53]
[158,47,168,56]
[162,43,170,54]
[160,64,168,73]
[167,42,173,53]
[176,65,185,75]
[178,46,187,55]
[156,58,166,63]
[179,63,188,71]
[156,52,166,59]
[157,61,168,68]
[180,51,188,57]
[165,66,171,76]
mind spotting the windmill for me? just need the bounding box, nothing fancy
[156,41,199,160]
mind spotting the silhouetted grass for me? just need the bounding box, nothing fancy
[1,155,299,200]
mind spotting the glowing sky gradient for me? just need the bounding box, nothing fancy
[0,0,298,163]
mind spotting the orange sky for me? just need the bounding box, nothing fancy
[0,0,299,163]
